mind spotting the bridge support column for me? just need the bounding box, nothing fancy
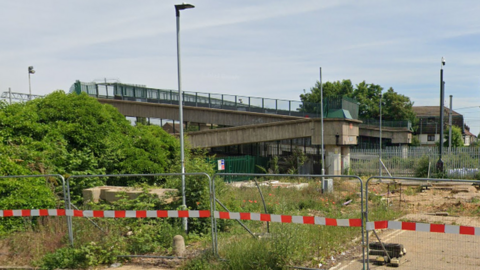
[325,145,341,175]
[400,144,408,159]
[341,146,350,174]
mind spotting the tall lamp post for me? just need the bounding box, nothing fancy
[28,66,35,100]
[320,68,325,190]
[175,3,195,233]
[379,93,382,177]
[437,57,446,173]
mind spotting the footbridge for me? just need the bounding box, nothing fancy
[98,98,412,146]
[69,80,412,175]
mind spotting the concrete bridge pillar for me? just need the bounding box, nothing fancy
[341,146,350,174]
[325,145,341,175]
[400,144,408,159]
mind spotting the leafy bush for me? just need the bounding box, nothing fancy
[39,247,90,270]
[0,91,182,205]
[414,155,430,178]
[126,221,182,254]
[38,237,125,270]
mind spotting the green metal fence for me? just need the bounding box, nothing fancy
[208,155,270,182]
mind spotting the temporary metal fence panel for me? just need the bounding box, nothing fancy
[65,172,214,256]
[365,176,480,269]
[0,174,70,244]
[351,146,480,178]
[211,173,366,270]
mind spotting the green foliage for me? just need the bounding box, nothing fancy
[0,90,180,179]
[300,80,416,122]
[300,79,354,103]
[126,221,182,254]
[382,87,416,124]
[443,125,464,147]
[470,140,480,147]
[0,177,56,234]
[165,148,216,234]
[410,136,421,146]
[415,155,430,178]
[38,237,125,270]
[0,91,182,206]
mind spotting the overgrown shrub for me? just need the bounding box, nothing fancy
[414,155,430,177]
[38,237,125,270]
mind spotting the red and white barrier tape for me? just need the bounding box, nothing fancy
[367,220,480,236]
[214,211,362,227]
[0,209,361,227]
[0,209,210,218]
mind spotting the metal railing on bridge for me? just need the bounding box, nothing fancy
[69,80,359,120]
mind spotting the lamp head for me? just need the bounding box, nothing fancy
[441,57,446,66]
[175,3,195,15]
[28,66,35,74]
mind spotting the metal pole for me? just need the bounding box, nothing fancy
[28,72,31,101]
[437,58,445,173]
[320,68,325,186]
[8,87,11,104]
[379,94,382,177]
[176,6,187,233]
[449,95,452,153]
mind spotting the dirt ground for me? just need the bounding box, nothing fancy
[330,181,480,270]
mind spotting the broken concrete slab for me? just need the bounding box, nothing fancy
[83,186,177,204]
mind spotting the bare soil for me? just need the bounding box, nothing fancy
[331,181,480,270]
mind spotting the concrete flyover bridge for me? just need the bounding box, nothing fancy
[69,80,413,175]
[187,118,361,175]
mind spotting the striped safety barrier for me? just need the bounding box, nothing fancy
[0,209,362,227]
[214,211,362,227]
[366,220,480,236]
[0,209,210,218]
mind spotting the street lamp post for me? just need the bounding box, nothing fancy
[379,93,382,177]
[320,68,325,190]
[28,66,35,100]
[437,57,446,173]
[175,2,195,233]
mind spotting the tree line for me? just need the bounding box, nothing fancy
[300,79,416,124]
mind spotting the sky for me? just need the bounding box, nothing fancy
[1,0,480,135]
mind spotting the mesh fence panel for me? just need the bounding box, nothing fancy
[212,174,365,269]
[366,177,480,269]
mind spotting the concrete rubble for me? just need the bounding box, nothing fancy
[82,186,177,204]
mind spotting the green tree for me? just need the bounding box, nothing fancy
[443,126,464,147]
[410,136,421,146]
[301,80,416,122]
[382,88,416,123]
[300,79,354,103]
[351,81,382,119]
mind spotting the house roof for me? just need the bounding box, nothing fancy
[412,106,461,117]
[464,128,476,137]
